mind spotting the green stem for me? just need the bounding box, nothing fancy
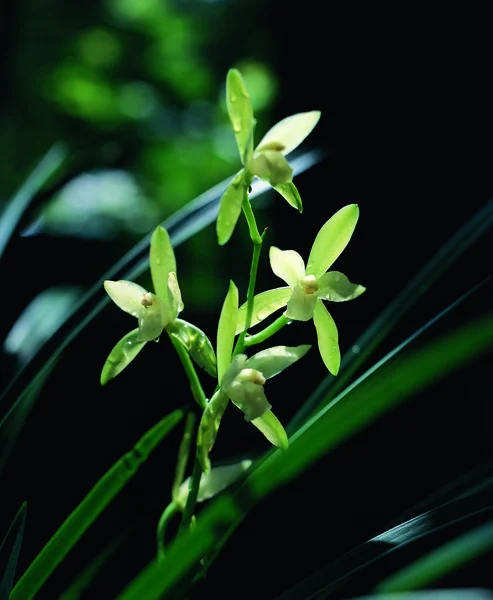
[156,502,178,560]
[244,315,291,347]
[171,412,196,503]
[242,195,262,245]
[179,458,202,533]
[168,334,207,410]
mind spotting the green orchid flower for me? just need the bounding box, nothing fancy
[101,226,216,384]
[197,281,310,471]
[236,204,365,375]
[217,68,321,245]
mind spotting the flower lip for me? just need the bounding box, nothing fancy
[301,274,319,295]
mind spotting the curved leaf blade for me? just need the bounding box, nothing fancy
[10,411,183,600]
[217,281,238,384]
[313,301,340,375]
[306,204,359,278]
[100,329,147,385]
[0,502,27,600]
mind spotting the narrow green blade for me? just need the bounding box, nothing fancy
[0,143,67,261]
[10,410,183,600]
[226,69,254,165]
[149,226,176,301]
[0,502,27,600]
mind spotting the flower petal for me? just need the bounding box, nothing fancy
[255,111,321,157]
[138,300,164,341]
[217,281,239,383]
[197,389,230,473]
[269,247,305,288]
[285,283,318,321]
[100,328,146,385]
[168,318,217,377]
[167,272,184,319]
[228,380,272,421]
[318,271,366,302]
[251,410,288,450]
[226,69,255,165]
[175,460,253,510]
[216,170,247,246]
[236,287,291,334]
[104,280,147,317]
[313,301,340,375]
[150,226,176,302]
[245,344,311,379]
[273,181,303,212]
[306,204,359,278]
[247,150,293,186]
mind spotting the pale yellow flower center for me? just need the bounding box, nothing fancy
[300,274,319,295]
[235,368,266,386]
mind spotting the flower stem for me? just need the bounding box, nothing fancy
[179,458,202,533]
[168,333,207,410]
[171,412,196,502]
[242,195,262,245]
[244,315,291,347]
[157,501,178,560]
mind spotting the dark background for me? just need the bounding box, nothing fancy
[1,2,492,598]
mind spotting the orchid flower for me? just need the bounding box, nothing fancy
[216,68,320,245]
[236,204,365,375]
[101,226,216,384]
[197,281,310,471]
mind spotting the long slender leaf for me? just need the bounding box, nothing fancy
[0,356,58,477]
[115,307,493,599]
[289,198,493,432]
[0,143,67,261]
[10,410,183,600]
[351,592,493,600]
[0,152,323,456]
[376,520,493,593]
[0,503,27,600]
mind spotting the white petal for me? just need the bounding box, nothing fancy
[104,280,147,317]
[269,247,305,288]
[255,111,321,157]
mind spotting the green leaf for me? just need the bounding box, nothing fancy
[377,520,493,593]
[313,301,340,375]
[318,271,366,302]
[245,345,311,379]
[100,328,147,385]
[168,319,217,377]
[273,181,303,212]
[236,287,291,333]
[197,390,230,473]
[149,226,176,301]
[217,281,239,383]
[256,111,321,156]
[0,502,27,600]
[10,411,183,600]
[175,460,253,510]
[0,143,67,261]
[306,204,359,278]
[226,69,255,165]
[216,170,247,246]
[251,410,288,450]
